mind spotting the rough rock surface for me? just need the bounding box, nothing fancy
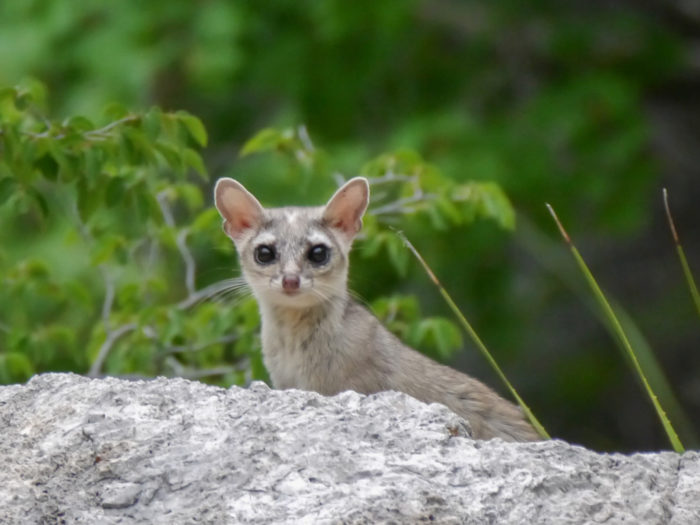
[0,373,698,524]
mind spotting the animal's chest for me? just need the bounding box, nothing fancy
[260,321,343,394]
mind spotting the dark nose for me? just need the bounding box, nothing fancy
[282,275,300,291]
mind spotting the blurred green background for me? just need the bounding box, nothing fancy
[1,0,698,452]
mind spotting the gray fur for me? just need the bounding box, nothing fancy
[214,177,540,441]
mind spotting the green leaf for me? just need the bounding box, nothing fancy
[155,141,184,171]
[1,126,20,165]
[14,92,31,110]
[64,280,93,308]
[240,127,285,157]
[103,102,130,120]
[425,203,448,230]
[83,147,105,181]
[64,116,95,132]
[143,107,162,140]
[0,176,18,203]
[0,352,34,384]
[453,182,516,230]
[182,148,207,179]
[91,235,125,265]
[249,348,269,382]
[77,179,100,220]
[477,182,516,230]
[29,187,49,218]
[361,149,425,178]
[191,208,221,233]
[435,197,462,225]
[105,177,126,207]
[177,112,208,147]
[22,259,51,279]
[21,78,48,108]
[0,87,17,104]
[176,182,204,211]
[123,127,155,165]
[413,318,462,359]
[157,225,178,249]
[117,282,142,311]
[386,234,409,276]
[35,153,60,181]
[360,229,390,258]
[372,295,420,323]
[132,187,159,224]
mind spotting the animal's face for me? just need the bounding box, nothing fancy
[214,177,369,308]
[234,207,351,308]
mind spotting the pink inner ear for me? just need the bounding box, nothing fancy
[237,218,252,230]
[330,218,345,229]
[326,202,360,235]
[214,179,264,240]
[226,212,258,239]
[323,178,369,237]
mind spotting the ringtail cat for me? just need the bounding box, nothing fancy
[214,176,539,441]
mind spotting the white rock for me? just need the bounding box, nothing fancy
[0,373,697,524]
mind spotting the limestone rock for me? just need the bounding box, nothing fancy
[0,373,697,523]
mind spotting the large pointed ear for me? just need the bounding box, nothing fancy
[214,178,264,241]
[322,177,369,238]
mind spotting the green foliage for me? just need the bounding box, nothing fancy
[0,87,514,385]
[371,295,462,361]
[0,79,239,383]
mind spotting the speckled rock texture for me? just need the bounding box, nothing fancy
[0,373,697,524]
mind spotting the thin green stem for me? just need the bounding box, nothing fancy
[395,230,550,439]
[546,204,684,453]
[663,189,700,319]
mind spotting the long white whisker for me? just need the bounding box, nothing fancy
[311,282,345,304]
[180,277,252,309]
[207,278,252,305]
[310,287,332,303]
[349,292,369,308]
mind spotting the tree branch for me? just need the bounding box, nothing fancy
[88,322,138,378]
[160,334,240,355]
[370,193,437,216]
[157,190,196,297]
[367,173,417,186]
[20,115,139,141]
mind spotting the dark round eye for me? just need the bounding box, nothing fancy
[307,244,330,265]
[254,244,276,265]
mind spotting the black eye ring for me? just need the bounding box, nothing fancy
[254,244,276,265]
[307,244,330,265]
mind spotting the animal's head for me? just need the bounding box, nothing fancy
[214,177,369,308]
